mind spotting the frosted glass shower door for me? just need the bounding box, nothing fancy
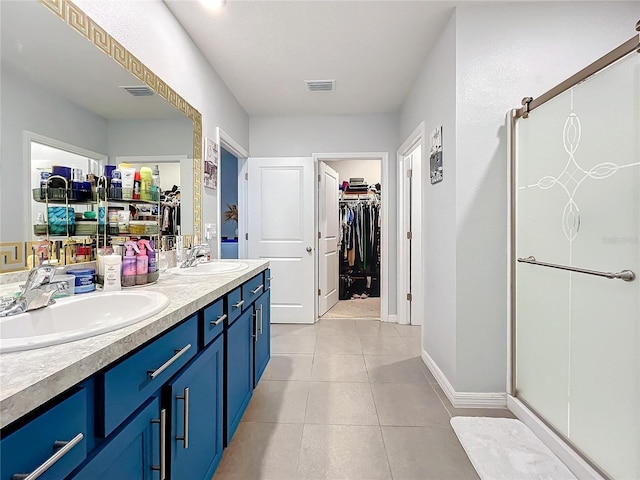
[515,53,639,479]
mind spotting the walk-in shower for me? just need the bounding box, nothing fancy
[510,24,639,480]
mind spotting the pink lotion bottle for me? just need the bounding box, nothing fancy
[136,240,149,285]
[122,241,139,287]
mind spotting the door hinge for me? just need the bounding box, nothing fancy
[406,231,412,240]
[407,293,412,302]
[245,232,248,240]
[245,172,248,180]
[318,289,321,296]
[318,174,321,182]
[407,169,413,178]
[318,231,321,239]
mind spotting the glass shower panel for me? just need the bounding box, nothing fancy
[515,52,639,479]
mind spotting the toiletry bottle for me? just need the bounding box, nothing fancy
[103,254,122,291]
[140,167,152,201]
[119,164,135,200]
[138,239,156,274]
[135,240,149,285]
[152,165,161,200]
[110,170,122,199]
[133,171,141,200]
[122,241,139,287]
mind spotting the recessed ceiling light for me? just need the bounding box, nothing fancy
[200,0,226,11]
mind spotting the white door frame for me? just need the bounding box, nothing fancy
[397,122,425,325]
[313,152,390,323]
[217,127,249,259]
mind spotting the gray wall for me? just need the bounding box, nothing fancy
[400,2,638,393]
[250,112,399,314]
[0,63,108,245]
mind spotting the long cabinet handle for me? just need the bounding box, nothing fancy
[258,305,263,335]
[176,387,190,449]
[151,408,166,480]
[253,311,258,342]
[148,344,192,379]
[517,256,636,282]
[251,284,264,295]
[232,300,244,309]
[211,314,227,326]
[11,433,84,480]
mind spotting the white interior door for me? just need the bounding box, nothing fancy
[247,157,315,324]
[318,162,339,316]
[409,144,422,326]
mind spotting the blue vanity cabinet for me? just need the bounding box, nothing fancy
[0,389,87,480]
[225,308,254,445]
[165,335,224,480]
[69,397,162,480]
[242,273,265,310]
[254,289,271,387]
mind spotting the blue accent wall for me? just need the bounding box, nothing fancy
[220,148,238,240]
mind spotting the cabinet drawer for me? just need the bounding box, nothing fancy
[202,297,225,346]
[1,388,87,480]
[100,315,198,437]
[242,274,265,309]
[227,287,243,325]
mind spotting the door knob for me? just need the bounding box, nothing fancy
[306,247,312,253]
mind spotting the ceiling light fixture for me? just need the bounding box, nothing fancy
[200,0,226,11]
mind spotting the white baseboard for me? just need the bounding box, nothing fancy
[507,396,605,480]
[385,314,398,324]
[421,350,507,409]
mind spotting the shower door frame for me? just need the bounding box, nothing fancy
[507,27,640,479]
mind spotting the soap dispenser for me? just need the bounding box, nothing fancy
[136,239,149,285]
[122,241,139,287]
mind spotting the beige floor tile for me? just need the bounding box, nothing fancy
[372,382,450,427]
[394,324,422,337]
[242,380,310,424]
[317,318,359,336]
[271,334,316,354]
[305,382,378,425]
[315,335,362,354]
[311,354,369,382]
[360,335,410,355]
[297,424,392,479]
[365,354,429,384]
[263,354,313,381]
[355,320,400,337]
[402,335,423,355]
[271,323,319,336]
[382,426,480,480]
[213,422,303,480]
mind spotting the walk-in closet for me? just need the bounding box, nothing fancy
[319,159,381,320]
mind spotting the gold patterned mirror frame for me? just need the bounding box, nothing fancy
[40,0,203,236]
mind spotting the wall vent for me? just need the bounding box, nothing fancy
[121,85,155,97]
[305,79,335,92]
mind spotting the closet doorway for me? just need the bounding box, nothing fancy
[316,154,384,321]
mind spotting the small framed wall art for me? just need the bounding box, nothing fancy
[429,126,443,185]
[203,136,218,189]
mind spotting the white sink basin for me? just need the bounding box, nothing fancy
[168,261,249,276]
[0,290,169,353]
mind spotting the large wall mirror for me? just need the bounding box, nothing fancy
[0,0,202,273]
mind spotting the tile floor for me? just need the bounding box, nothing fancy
[213,318,514,480]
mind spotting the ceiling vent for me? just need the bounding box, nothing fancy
[305,79,335,92]
[120,85,155,97]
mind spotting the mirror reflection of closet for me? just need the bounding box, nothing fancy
[220,147,239,259]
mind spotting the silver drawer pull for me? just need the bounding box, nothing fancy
[267,276,274,281]
[258,305,263,334]
[232,300,244,309]
[148,344,192,379]
[11,433,84,480]
[253,311,258,341]
[151,408,167,480]
[251,284,264,295]
[176,387,190,449]
[211,314,227,326]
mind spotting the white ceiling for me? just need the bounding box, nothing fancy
[164,1,457,116]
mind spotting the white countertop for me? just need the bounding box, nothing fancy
[0,259,269,430]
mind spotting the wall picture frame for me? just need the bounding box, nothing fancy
[429,126,443,185]
[204,136,218,189]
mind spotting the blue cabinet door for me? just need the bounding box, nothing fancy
[225,308,254,445]
[254,290,271,387]
[166,337,224,480]
[70,397,161,480]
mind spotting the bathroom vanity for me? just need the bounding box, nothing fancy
[0,260,270,480]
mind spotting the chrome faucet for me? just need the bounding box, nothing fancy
[0,264,70,317]
[180,244,212,268]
